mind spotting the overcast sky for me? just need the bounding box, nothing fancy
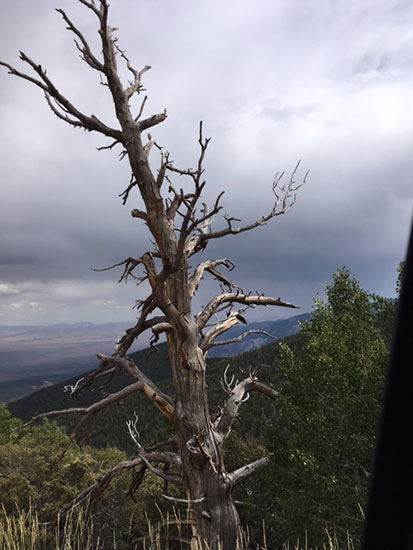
[0,0,412,326]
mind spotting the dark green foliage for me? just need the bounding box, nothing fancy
[0,405,165,548]
[263,268,391,547]
[396,261,406,295]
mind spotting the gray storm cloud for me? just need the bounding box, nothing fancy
[0,0,412,324]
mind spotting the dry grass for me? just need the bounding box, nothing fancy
[0,506,356,550]
[0,505,103,550]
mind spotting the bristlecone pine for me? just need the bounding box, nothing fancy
[0,2,307,548]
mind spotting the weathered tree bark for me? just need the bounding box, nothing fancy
[1,2,307,548]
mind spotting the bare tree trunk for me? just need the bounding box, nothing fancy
[170,342,241,549]
[162,262,241,549]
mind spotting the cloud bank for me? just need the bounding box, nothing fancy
[0,0,412,325]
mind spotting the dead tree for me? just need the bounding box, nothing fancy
[1,2,307,549]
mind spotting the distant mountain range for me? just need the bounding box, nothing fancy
[0,313,310,404]
[0,321,103,337]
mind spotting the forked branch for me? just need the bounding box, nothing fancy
[92,256,144,283]
[0,52,122,140]
[96,354,175,421]
[200,311,246,351]
[189,259,239,297]
[187,161,309,254]
[216,369,279,440]
[56,8,104,72]
[57,447,182,519]
[17,381,145,442]
[127,413,184,487]
[196,293,299,330]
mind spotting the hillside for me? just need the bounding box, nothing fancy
[7,332,304,452]
[209,312,310,356]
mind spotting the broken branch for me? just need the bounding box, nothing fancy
[228,456,271,486]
